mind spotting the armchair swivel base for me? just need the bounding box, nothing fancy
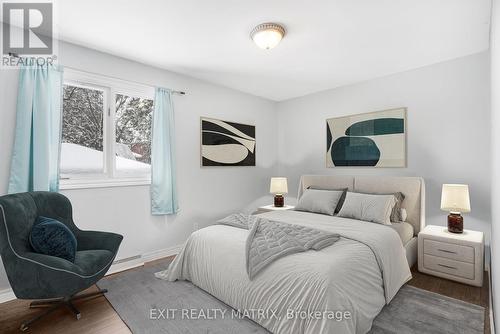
[21,288,108,331]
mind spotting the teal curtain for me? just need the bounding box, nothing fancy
[151,88,179,215]
[8,62,64,194]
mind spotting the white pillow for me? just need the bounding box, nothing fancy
[337,192,397,225]
[295,189,344,216]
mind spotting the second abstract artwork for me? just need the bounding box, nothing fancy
[326,108,407,167]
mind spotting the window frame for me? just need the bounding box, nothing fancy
[59,69,155,190]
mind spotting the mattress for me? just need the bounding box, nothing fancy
[389,221,414,245]
[160,210,412,334]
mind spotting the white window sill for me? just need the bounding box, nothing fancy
[59,178,151,190]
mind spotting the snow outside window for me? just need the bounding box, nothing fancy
[59,69,154,189]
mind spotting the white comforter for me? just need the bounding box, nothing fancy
[157,210,411,334]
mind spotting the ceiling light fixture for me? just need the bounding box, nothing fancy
[250,23,285,50]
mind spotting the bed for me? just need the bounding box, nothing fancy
[296,175,425,268]
[158,175,426,334]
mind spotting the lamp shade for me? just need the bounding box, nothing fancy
[270,177,288,195]
[440,184,471,213]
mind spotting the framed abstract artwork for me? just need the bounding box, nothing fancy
[200,117,256,166]
[326,108,407,167]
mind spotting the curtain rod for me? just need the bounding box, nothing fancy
[7,53,187,95]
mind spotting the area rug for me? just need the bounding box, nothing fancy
[97,259,484,334]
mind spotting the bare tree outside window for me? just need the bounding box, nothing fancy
[62,85,104,151]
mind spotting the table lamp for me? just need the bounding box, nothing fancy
[270,177,288,207]
[440,184,471,233]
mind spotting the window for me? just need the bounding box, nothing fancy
[60,69,154,189]
[115,94,153,175]
[61,84,105,176]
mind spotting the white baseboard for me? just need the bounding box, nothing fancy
[141,244,183,263]
[0,288,16,304]
[491,307,495,334]
[488,265,496,334]
[0,244,183,304]
[106,255,144,275]
[486,253,494,334]
[107,244,182,275]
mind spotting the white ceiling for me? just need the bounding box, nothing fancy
[56,0,491,101]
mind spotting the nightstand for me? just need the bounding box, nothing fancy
[418,225,484,287]
[255,205,295,214]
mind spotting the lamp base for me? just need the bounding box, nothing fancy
[274,194,284,207]
[447,213,463,233]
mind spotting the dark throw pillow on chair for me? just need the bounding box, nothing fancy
[29,216,77,262]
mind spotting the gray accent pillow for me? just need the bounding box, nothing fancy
[337,192,397,225]
[295,189,344,216]
[390,192,405,222]
[308,186,348,213]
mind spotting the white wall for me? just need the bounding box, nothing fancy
[0,43,492,298]
[276,52,491,240]
[0,63,21,293]
[490,0,500,329]
[0,41,278,291]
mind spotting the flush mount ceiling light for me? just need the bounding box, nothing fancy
[250,23,285,50]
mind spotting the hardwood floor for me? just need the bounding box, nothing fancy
[407,266,490,334]
[0,285,130,334]
[0,261,490,334]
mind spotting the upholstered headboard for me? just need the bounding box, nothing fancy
[298,175,426,234]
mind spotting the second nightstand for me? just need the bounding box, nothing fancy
[418,225,484,287]
[255,205,295,214]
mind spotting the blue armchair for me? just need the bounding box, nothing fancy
[0,192,123,331]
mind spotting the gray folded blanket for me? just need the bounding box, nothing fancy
[217,213,340,279]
